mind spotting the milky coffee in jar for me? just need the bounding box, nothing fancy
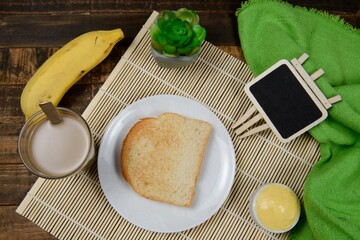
[18,107,95,179]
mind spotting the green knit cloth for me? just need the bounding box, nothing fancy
[236,1,360,239]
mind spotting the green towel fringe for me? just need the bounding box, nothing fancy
[235,0,359,34]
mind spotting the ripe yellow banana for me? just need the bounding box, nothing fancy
[21,29,124,119]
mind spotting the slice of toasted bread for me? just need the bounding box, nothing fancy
[121,112,211,207]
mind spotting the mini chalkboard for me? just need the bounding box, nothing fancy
[232,54,341,143]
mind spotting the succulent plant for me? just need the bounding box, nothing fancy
[150,8,206,57]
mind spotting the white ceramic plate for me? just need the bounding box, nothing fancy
[98,95,235,233]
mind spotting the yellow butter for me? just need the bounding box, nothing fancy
[255,183,300,231]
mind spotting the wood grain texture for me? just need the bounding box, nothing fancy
[0,0,359,14]
[0,206,56,239]
[0,164,38,205]
[0,0,358,239]
[0,13,241,47]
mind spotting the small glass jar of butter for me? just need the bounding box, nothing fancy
[249,183,300,233]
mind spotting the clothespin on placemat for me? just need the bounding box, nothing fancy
[232,53,342,143]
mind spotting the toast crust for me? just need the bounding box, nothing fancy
[121,113,211,207]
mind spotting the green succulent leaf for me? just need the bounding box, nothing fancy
[150,24,161,39]
[180,21,194,45]
[193,25,206,43]
[163,44,177,54]
[151,39,163,53]
[188,35,201,47]
[177,46,192,55]
[159,10,177,21]
[192,25,203,37]
[155,32,167,46]
[176,8,199,26]
[198,29,206,43]
[188,46,201,56]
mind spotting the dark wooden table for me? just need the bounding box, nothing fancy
[1,1,359,239]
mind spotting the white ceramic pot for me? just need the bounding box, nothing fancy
[151,47,200,68]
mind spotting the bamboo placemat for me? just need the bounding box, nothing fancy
[17,11,320,240]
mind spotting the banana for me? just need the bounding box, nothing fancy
[21,29,124,119]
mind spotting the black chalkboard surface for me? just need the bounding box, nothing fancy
[244,60,327,142]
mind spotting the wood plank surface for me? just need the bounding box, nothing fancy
[0,0,359,239]
[0,0,359,14]
[0,13,241,47]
